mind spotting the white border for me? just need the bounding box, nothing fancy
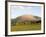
[8,2,44,35]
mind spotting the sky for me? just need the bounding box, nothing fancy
[10,5,41,19]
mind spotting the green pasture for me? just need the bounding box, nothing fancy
[11,23,41,32]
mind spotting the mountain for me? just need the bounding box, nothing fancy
[11,15,41,24]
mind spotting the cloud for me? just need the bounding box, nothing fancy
[15,6,25,9]
[11,5,32,10]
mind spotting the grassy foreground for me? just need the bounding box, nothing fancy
[11,23,41,32]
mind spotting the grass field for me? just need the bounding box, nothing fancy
[11,23,41,32]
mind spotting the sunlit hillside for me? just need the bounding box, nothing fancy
[11,15,41,31]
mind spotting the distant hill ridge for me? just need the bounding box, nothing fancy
[11,15,41,24]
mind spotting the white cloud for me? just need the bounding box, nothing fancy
[11,5,32,10]
[12,5,24,9]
